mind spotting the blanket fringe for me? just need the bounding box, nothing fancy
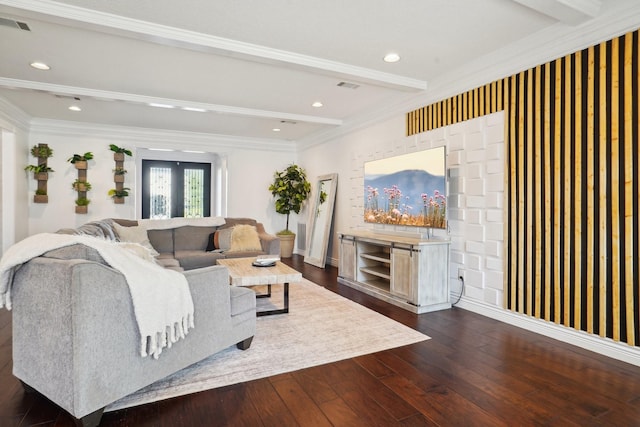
[140,314,195,359]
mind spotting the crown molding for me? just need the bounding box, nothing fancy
[2,0,427,91]
[512,0,602,25]
[0,78,342,126]
[29,118,297,153]
[0,95,31,132]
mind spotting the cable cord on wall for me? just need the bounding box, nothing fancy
[452,276,464,306]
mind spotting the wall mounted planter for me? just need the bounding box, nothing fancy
[26,144,53,204]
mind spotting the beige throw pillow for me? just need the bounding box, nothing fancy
[112,222,159,256]
[228,224,262,252]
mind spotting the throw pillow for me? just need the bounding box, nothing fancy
[112,223,160,256]
[214,228,233,250]
[228,224,262,252]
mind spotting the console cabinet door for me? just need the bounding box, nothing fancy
[391,246,414,302]
[338,235,356,280]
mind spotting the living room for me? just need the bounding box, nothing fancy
[2,1,640,425]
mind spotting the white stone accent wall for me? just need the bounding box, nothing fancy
[445,112,505,307]
[344,112,505,308]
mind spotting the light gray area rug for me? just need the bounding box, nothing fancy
[107,279,429,411]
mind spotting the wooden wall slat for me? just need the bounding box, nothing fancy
[526,68,534,315]
[574,50,583,330]
[544,61,552,322]
[611,37,621,341]
[624,32,635,345]
[598,40,608,338]
[534,65,543,319]
[510,75,518,311]
[586,45,596,333]
[518,72,526,313]
[564,54,572,327]
[554,58,562,324]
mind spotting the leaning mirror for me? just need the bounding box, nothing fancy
[304,173,338,268]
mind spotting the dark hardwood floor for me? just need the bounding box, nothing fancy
[2,255,640,426]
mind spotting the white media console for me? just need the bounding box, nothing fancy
[338,230,451,314]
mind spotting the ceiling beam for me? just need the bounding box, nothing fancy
[0,78,343,125]
[512,0,602,25]
[0,0,427,91]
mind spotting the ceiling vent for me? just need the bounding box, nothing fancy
[0,17,30,31]
[337,81,360,89]
[54,94,81,101]
[280,120,297,125]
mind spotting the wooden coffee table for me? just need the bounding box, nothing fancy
[217,257,302,316]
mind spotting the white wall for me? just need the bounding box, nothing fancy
[27,122,296,235]
[0,114,30,252]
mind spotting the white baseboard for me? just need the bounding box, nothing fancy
[455,297,640,367]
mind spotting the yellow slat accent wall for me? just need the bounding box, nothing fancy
[406,28,640,347]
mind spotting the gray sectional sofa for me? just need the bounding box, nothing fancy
[60,217,280,271]
[7,217,279,426]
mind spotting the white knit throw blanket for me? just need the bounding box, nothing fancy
[0,233,194,359]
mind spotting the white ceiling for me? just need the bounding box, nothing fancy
[0,0,637,144]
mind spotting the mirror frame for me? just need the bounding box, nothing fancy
[304,173,338,268]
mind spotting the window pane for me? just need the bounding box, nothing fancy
[184,168,204,218]
[150,167,172,219]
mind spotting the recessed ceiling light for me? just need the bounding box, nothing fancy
[148,102,175,109]
[182,107,206,112]
[383,53,401,63]
[182,150,206,153]
[272,128,281,132]
[30,61,50,70]
[68,105,81,112]
[312,101,323,108]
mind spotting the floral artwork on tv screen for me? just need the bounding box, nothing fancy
[364,147,446,228]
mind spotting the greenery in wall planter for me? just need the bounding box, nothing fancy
[71,179,92,192]
[268,164,311,258]
[108,187,130,204]
[114,167,127,182]
[24,164,54,179]
[109,144,132,161]
[67,152,94,169]
[75,197,90,214]
[26,144,54,203]
[31,144,54,158]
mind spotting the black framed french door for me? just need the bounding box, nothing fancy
[141,160,211,219]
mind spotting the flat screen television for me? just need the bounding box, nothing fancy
[364,146,446,228]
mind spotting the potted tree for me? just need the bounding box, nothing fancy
[268,164,311,258]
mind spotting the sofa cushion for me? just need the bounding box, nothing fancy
[174,250,225,270]
[174,226,219,252]
[221,217,257,229]
[228,225,262,253]
[147,229,174,254]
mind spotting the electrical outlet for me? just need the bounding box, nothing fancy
[458,267,464,281]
